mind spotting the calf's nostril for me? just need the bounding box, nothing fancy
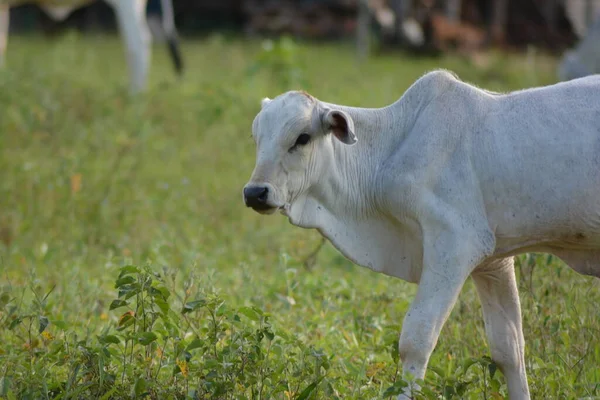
[257,188,268,202]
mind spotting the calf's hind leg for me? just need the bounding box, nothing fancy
[472,257,530,400]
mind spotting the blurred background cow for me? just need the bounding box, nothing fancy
[1,0,183,92]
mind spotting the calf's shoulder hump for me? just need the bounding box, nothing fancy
[388,69,468,136]
[404,69,461,102]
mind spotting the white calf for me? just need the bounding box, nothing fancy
[243,70,600,399]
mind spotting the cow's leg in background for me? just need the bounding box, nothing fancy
[105,0,150,93]
[159,0,183,75]
[472,258,530,400]
[146,0,184,76]
[0,5,8,67]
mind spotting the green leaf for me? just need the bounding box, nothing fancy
[109,299,128,310]
[98,386,118,400]
[119,265,140,278]
[204,359,219,369]
[99,335,120,345]
[488,361,498,378]
[115,276,136,288]
[390,339,400,364]
[138,332,158,345]
[277,329,293,342]
[295,379,321,400]
[187,389,197,399]
[443,384,455,399]
[264,328,275,341]
[0,376,11,396]
[428,365,445,378]
[38,315,49,334]
[118,284,139,300]
[382,380,408,397]
[51,320,69,330]
[238,306,261,322]
[455,381,470,396]
[147,286,166,299]
[0,292,11,308]
[490,375,501,392]
[182,299,206,314]
[271,344,283,357]
[154,298,170,315]
[461,357,480,374]
[8,317,22,330]
[419,386,438,398]
[186,338,204,352]
[133,377,147,397]
[117,311,135,331]
[107,347,121,358]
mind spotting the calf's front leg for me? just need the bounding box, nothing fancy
[398,229,489,399]
[472,257,530,400]
[398,267,467,386]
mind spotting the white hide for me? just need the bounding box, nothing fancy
[559,14,600,81]
[0,0,152,93]
[244,70,600,400]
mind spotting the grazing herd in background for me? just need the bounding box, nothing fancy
[0,2,599,90]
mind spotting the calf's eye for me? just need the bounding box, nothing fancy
[295,133,311,146]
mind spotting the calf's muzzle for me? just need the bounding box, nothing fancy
[243,185,272,211]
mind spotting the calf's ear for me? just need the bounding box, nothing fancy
[322,108,357,145]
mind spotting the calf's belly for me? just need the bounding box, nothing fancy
[489,191,600,278]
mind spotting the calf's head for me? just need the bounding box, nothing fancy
[243,91,357,218]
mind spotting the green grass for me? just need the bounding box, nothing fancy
[0,32,599,399]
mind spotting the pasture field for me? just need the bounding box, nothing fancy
[0,33,599,399]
